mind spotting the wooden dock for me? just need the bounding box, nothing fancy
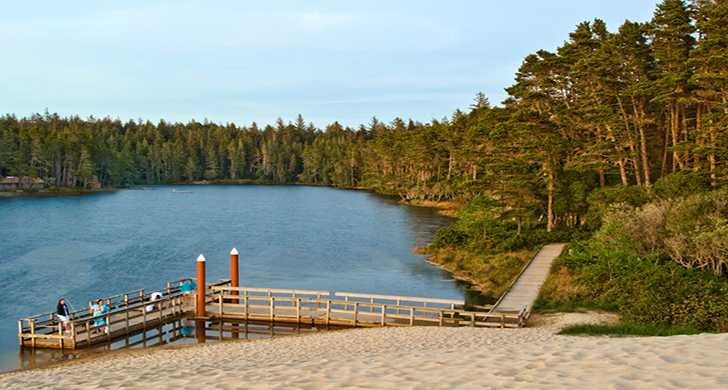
[490,243,566,319]
[18,283,526,350]
[17,279,232,350]
[17,244,565,351]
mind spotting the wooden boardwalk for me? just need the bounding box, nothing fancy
[18,242,570,351]
[207,287,525,329]
[18,283,529,350]
[491,243,566,318]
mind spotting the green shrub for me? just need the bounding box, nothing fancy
[537,190,728,332]
[584,185,651,229]
[653,172,710,200]
[558,323,700,337]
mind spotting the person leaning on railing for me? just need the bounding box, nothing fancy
[179,278,197,307]
[56,298,71,332]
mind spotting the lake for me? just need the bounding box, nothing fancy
[0,185,472,371]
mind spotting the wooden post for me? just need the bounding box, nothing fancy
[230,248,239,339]
[296,298,301,324]
[244,295,249,321]
[17,320,23,347]
[501,314,505,329]
[380,304,386,326]
[195,319,206,344]
[439,311,444,327]
[325,300,331,326]
[470,313,475,327]
[106,313,111,341]
[409,308,415,326]
[30,319,35,348]
[86,321,91,343]
[218,294,223,341]
[58,322,63,350]
[70,321,76,349]
[230,248,239,298]
[270,297,276,323]
[124,294,129,331]
[196,254,206,318]
[354,302,359,326]
[218,294,223,322]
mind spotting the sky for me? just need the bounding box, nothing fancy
[0,1,659,128]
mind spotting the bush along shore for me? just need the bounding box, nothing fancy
[536,180,728,334]
[421,172,728,335]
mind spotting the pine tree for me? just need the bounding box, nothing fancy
[652,0,696,173]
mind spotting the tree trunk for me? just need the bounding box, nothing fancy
[447,150,454,181]
[617,159,629,186]
[671,103,685,171]
[546,168,555,233]
[619,96,642,186]
[681,104,689,168]
[661,114,670,178]
[636,100,651,187]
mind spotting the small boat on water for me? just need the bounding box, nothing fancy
[172,189,193,193]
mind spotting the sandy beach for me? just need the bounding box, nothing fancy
[1,313,726,389]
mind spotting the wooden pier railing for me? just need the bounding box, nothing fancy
[17,279,231,350]
[18,281,526,351]
[208,286,524,329]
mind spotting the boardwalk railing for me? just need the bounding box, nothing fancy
[19,282,528,350]
[17,279,231,350]
[209,286,524,329]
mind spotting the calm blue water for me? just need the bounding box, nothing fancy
[0,185,464,371]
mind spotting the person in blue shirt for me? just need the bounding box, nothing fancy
[180,278,196,294]
[91,299,109,334]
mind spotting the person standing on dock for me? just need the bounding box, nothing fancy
[56,298,71,332]
[91,299,109,334]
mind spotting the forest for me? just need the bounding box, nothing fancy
[2,0,725,234]
[1,0,726,330]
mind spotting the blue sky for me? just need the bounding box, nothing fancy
[0,1,659,127]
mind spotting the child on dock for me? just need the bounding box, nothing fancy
[91,299,109,334]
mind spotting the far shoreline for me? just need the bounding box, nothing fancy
[0,182,463,217]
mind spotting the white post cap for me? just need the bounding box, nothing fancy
[197,254,206,262]
[230,248,239,256]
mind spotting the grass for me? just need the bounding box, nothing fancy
[558,323,702,337]
[533,299,617,314]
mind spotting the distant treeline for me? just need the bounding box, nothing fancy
[1,0,725,233]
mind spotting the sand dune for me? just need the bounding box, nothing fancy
[2,313,727,389]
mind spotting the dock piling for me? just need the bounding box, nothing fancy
[196,254,206,318]
[230,248,240,339]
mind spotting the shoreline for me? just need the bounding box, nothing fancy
[0,188,116,198]
[397,198,461,217]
